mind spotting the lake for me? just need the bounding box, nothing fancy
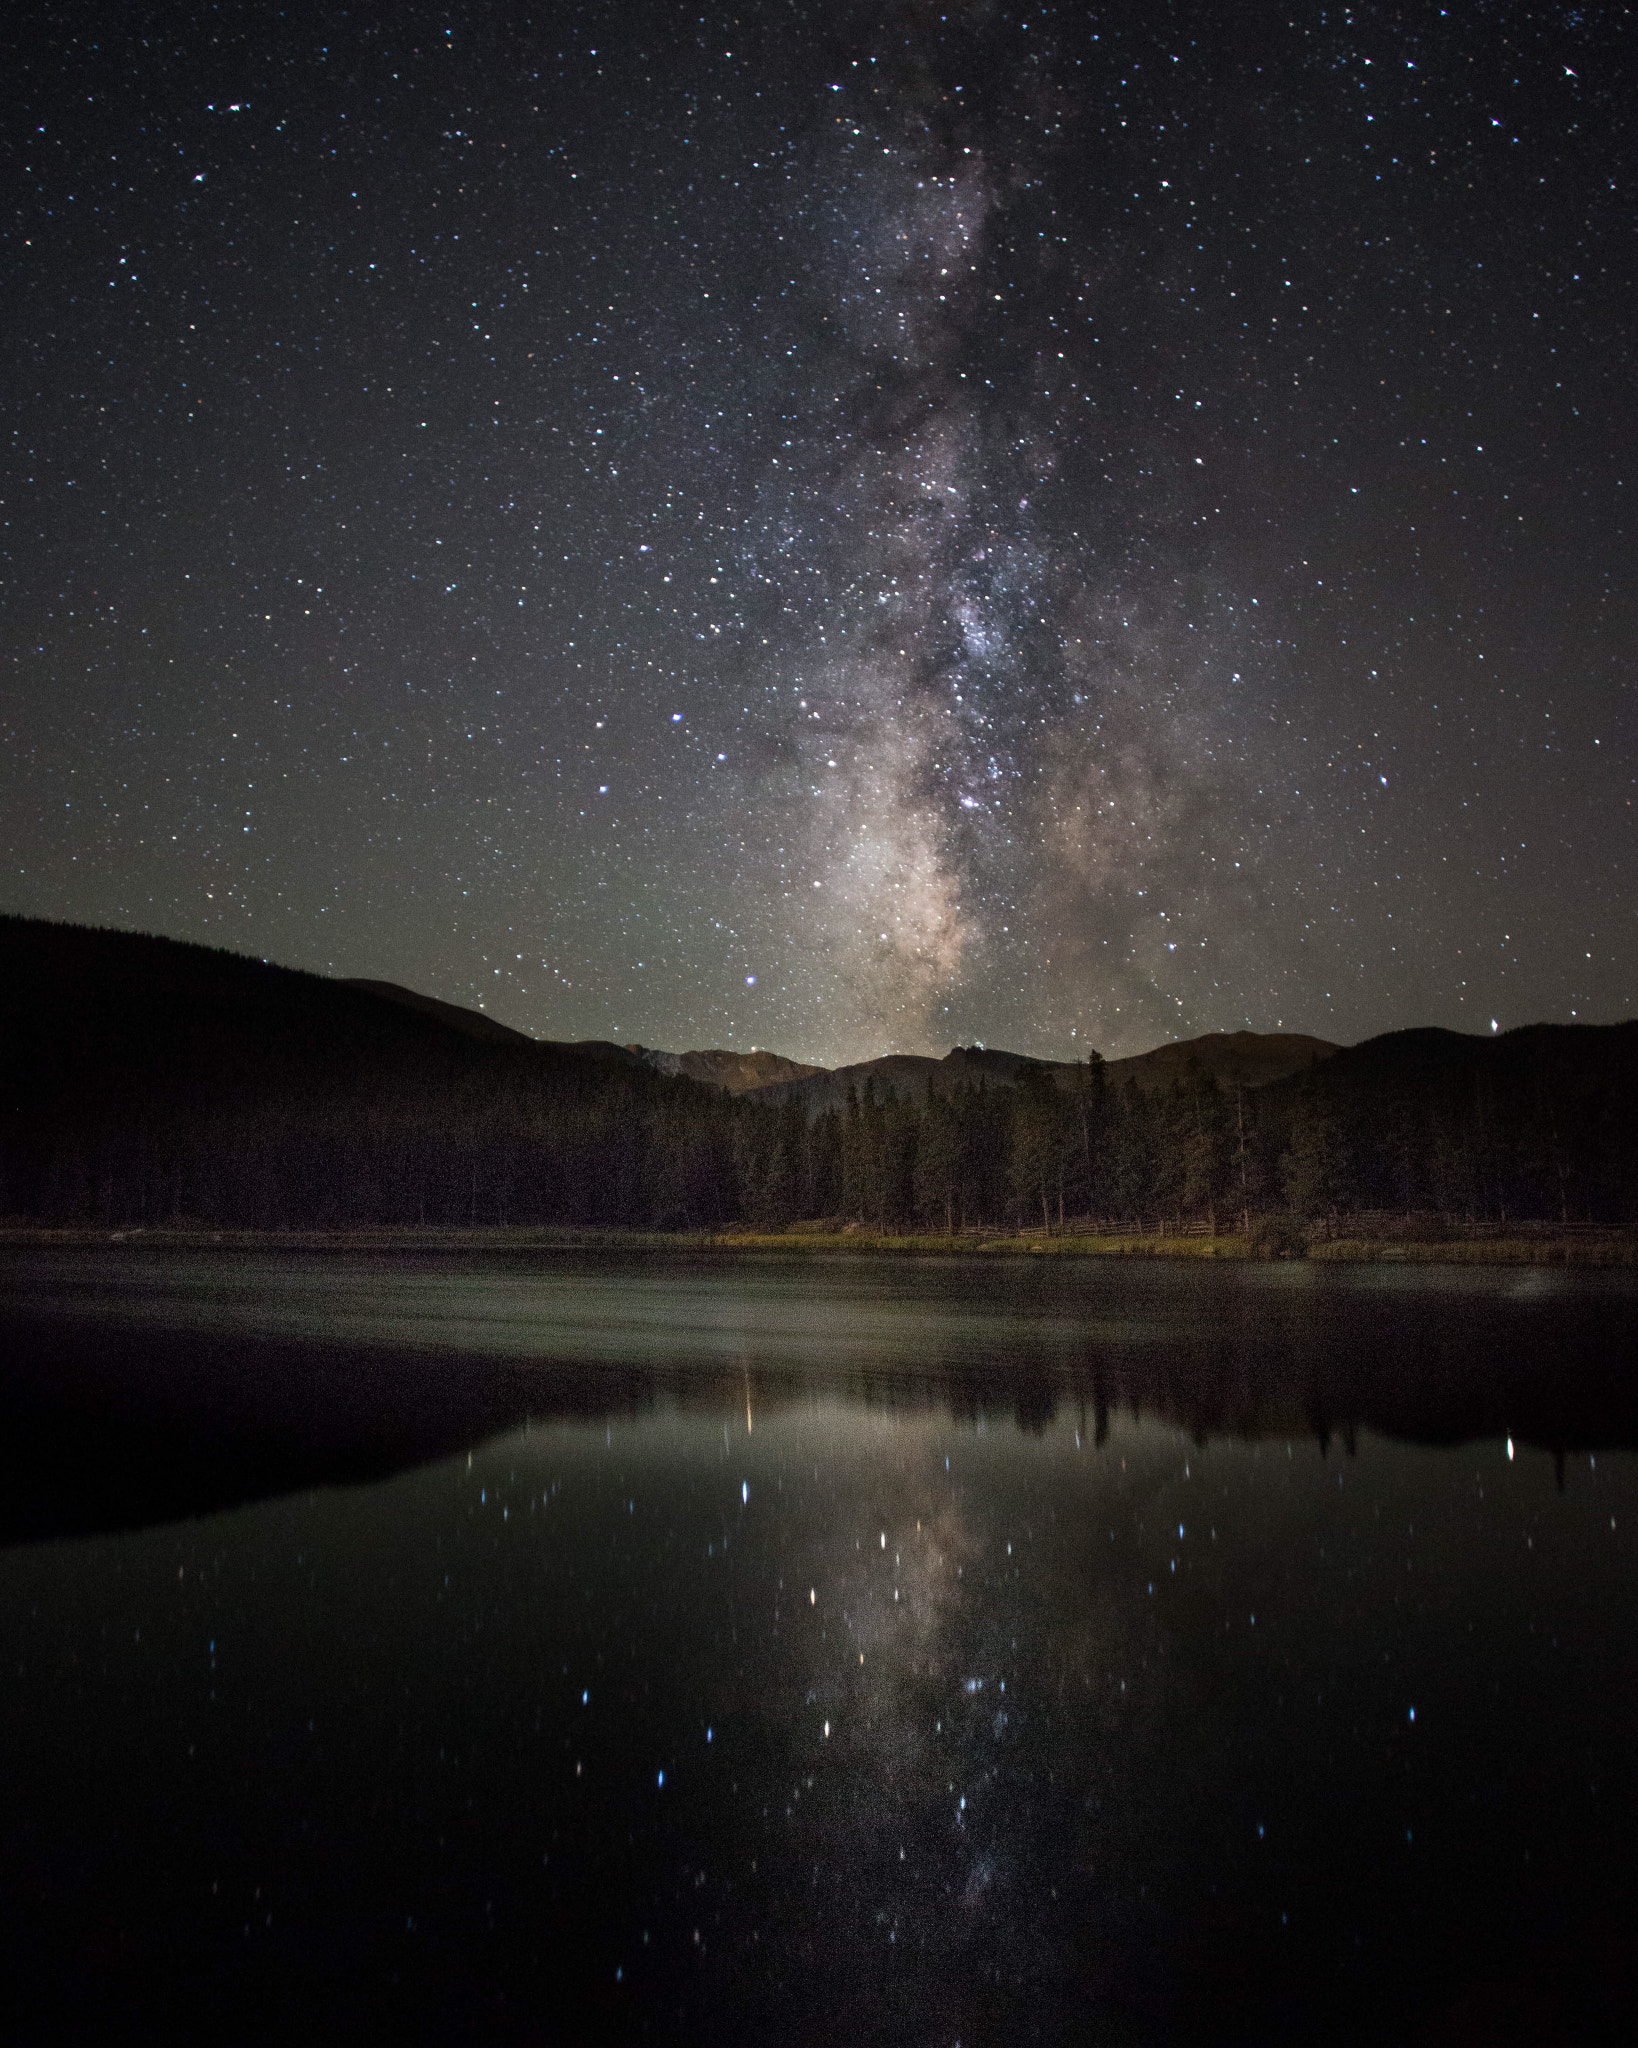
[1,1247,1634,2042]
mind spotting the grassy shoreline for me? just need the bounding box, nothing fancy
[1,1223,1633,1266]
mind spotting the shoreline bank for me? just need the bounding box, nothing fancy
[2,1224,1633,1266]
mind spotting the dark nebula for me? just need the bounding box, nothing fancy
[3,0,1632,1062]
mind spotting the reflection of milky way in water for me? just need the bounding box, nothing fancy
[735,1437,1147,2030]
[3,1257,1638,2037]
[555,1407,1163,2034]
[507,1399,1636,2042]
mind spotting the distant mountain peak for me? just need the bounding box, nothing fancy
[625,1046,825,1094]
[724,1029,1342,1110]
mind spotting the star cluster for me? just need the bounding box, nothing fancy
[2,0,1631,1062]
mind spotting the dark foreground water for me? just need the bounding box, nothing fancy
[1,1249,1635,2043]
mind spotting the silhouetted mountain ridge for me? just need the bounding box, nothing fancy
[341,979,537,1046]
[737,1030,1340,1112]
[625,1046,826,1092]
[1,916,1631,1230]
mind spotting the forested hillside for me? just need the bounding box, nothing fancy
[2,917,1633,1231]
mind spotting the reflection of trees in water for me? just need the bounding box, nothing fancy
[688,1289,1637,1465]
[4,1271,1633,1544]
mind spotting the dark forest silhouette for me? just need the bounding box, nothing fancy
[3,916,1634,1232]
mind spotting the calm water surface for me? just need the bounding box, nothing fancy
[1,1249,1634,2042]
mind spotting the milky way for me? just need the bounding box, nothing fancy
[3,0,1632,1063]
[741,15,1284,1054]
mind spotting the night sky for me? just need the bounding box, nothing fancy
[4,1,1632,1067]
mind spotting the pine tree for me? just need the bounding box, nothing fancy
[1279,1086,1344,1222]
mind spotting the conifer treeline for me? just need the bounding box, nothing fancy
[8,1029,1636,1232]
[3,918,1634,1230]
